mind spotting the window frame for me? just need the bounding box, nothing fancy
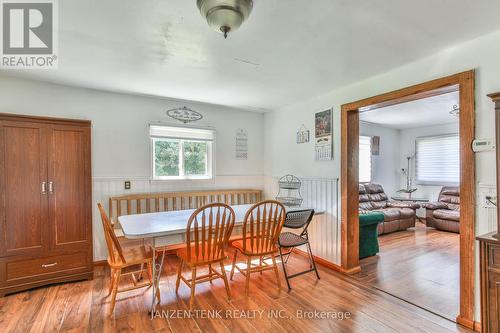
[359,135,372,183]
[415,133,459,186]
[150,125,215,181]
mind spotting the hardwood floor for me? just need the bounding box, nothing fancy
[353,222,460,321]
[0,248,471,333]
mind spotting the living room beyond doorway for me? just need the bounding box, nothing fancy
[353,90,461,320]
[340,71,476,328]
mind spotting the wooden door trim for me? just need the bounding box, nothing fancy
[340,70,476,327]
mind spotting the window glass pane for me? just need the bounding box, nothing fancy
[359,136,372,183]
[154,139,180,176]
[183,141,207,176]
[416,134,459,185]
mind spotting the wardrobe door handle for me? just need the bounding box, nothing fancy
[48,181,54,193]
[41,182,47,194]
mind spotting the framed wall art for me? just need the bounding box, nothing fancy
[314,108,333,160]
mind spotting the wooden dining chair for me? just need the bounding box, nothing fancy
[97,203,159,314]
[175,203,236,309]
[229,200,286,295]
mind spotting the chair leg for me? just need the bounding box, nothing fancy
[110,269,121,314]
[271,255,281,290]
[137,263,144,281]
[278,247,291,290]
[189,267,197,310]
[245,256,251,296]
[259,256,263,275]
[176,259,184,293]
[107,268,115,296]
[219,261,231,301]
[156,280,161,304]
[147,261,153,284]
[230,250,238,280]
[208,264,213,284]
[306,242,320,279]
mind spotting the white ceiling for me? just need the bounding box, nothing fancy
[360,91,459,129]
[2,0,500,111]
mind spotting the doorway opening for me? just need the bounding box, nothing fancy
[340,71,475,328]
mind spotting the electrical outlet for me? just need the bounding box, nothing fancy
[124,181,131,190]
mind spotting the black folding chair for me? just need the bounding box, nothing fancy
[278,209,320,290]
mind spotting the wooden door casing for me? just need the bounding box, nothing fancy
[47,124,92,253]
[0,120,49,257]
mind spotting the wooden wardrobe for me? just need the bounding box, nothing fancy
[0,114,93,296]
[477,93,500,333]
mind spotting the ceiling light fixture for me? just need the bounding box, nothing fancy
[197,0,253,39]
[449,104,460,117]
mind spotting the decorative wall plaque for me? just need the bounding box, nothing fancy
[314,108,333,160]
[235,128,248,160]
[296,124,310,144]
[166,106,203,123]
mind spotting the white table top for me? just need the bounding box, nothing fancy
[118,204,322,239]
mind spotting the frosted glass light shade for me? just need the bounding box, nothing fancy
[197,0,253,38]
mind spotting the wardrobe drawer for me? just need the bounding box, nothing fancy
[5,253,89,281]
[489,244,500,270]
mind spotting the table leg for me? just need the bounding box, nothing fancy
[150,238,166,316]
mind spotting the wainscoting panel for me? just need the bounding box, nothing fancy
[477,183,498,235]
[92,175,264,261]
[264,176,341,265]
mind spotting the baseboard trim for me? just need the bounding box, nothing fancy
[292,248,361,275]
[456,315,480,331]
[93,259,107,266]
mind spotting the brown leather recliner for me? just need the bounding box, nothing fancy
[421,187,460,233]
[359,183,419,235]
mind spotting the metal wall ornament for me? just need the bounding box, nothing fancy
[166,106,203,123]
[296,124,310,144]
[276,174,303,207]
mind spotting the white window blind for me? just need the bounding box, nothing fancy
[149,125,215,141]
[416,134,459,185]
[359,136,372,183]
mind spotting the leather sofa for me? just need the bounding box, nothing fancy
[359,183,419,235]
[421,186,460,233]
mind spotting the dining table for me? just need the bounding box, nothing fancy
[118,203,324,314]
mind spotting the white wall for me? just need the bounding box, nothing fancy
[0,76,266,260]
[0,76,264,178]
[360,122,400,197]
[264,29,500,321]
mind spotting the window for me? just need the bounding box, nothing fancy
[415,134,459,185]
[359,135,372,183]
[150,125,215,180]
